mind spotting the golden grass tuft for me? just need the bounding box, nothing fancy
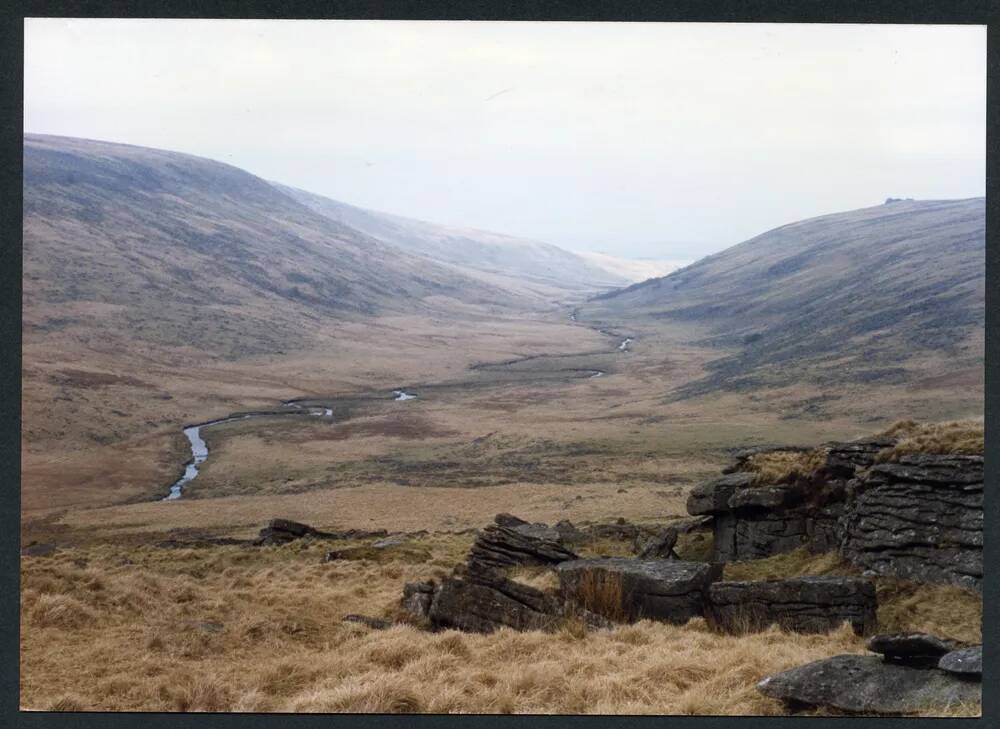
[744,448,828,486]
[573,569,627,621]
[877,419,983,460]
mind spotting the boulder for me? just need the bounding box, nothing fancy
[255,518,331,545]
[757,654,980,714]
[867,633,966,667]
[466,514,578,571]
[708,577,877,635]
[633,527,679,559]
[553,519,587,543]
[712,509,811,562]
[839,454,983,591]
[686,472,754,515]
[557,558,720,624]
[428,568,562,633]
[938,646,982,677]
[400,581,437,621]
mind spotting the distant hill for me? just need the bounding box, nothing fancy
[580,198,985,397]
[23,134,530,360]
[274,183,628,293]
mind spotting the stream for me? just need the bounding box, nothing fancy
[163,393,411,500]
[161,321,630,501]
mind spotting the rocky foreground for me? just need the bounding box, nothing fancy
[72,424,976,716]
[378,427,982,715]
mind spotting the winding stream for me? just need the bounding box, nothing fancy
[162,322,628,501]
[163,392,415,500]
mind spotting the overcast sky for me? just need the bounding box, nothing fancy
[25,20,986,260]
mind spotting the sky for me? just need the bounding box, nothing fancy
[24,20,986,261]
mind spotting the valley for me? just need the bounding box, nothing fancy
[19,135,985,716]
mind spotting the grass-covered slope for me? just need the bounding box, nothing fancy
[581,199,985,397]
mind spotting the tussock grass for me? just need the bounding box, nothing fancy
[574,570,627,621]
[877,419,983,460]
[744,448,828,486]
[19,534,980,715]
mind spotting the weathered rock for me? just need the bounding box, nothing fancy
[824,437,896,476]
[21,542,57,557]
[428,568,562,633]
[804,503,845,553]
[757,654,980,714]
[938,646,981,677]
[400,581,436,621]
[867,633,966,667]
[633,527,679,559]
[686,472,755,515]
[557,558,720,624]
[494,513,529,528]
[255,518,331,545]
[708,577,877,635]
[342,614,392,630]
[839,454,983,591]
[553,519,586,543]
[712,509,811,562]
[728,484,799,510]
[467,514,578,571]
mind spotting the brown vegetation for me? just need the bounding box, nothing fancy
[744,448,828,486]
[877,419,984,460]
[20,531,980,715]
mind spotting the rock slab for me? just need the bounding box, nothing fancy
[757,654,981,714]
[839,454,983,592]
[466,515,578,572]
[557,558,720,623]
[428,568,562,633]
[938,646,982,677]
[708,577,877,635]
[867,633,966,667]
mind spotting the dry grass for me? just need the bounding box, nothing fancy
[723,547,981,644]
[744,448,828,486]
[20,534,980,715]
[506,566,559,592]
[877,419,984,460]
[572,569,628,622]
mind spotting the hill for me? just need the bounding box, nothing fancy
[23,134,535,360]
[580,198,985,399]
[274,183,627,294]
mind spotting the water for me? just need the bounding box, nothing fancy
[590,370,605,378]
[162,416,250,500]
[393,390,417,401]
[618,338,633,351]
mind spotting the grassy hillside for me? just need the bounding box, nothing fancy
[580,198,984,400]
[24,134,529,360]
